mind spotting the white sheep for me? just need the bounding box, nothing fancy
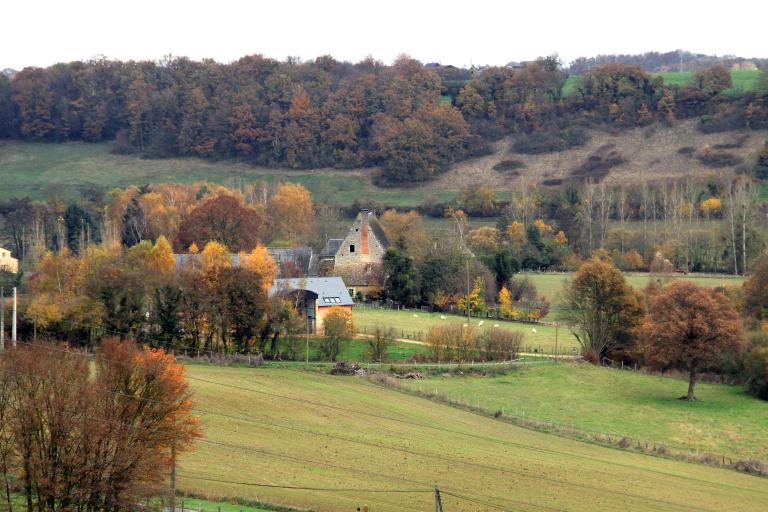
[531,328,537,334]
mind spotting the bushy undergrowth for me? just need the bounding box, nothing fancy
[511,127,589,154]
[492,159,525,172]
[425,323,523,362]
[571,146,627,181]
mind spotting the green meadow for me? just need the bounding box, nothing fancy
[400,362,768,461]
[177,365,768,512]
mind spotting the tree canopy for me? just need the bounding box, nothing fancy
[640,281,744,400]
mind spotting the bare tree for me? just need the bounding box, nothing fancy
[579,181,596,253]
[596,181,612,248]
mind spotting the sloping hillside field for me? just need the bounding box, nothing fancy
[178,366,768,512]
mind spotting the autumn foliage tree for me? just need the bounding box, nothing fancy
[0,339,200,511]
[743,253,768,327]
[640,281,744,400]
[176,194,265,252]
[320,307,355,361]
[564,257,646,362]
[268,183,314,243]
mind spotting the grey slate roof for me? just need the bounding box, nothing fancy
[368,217,390,249]
[267,247,314,276]
[175,247,316,276]
[270,277,354,306]
[320,239,343,258]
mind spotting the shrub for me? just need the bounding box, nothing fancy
[744,334,768,400]
[424,323,524,363]
[619,250,645,271]
[366,325,394,363]
[712,134,749,150]
[698,106,745,134]
[479,328,523,361]
[733,459,768,476]
[493,159,525,172]
[754,143,768,180]
[511,127,589,155]
[697,149,743,168]
[570,150,626,182]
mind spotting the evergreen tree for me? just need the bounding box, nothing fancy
[382,246,419,306]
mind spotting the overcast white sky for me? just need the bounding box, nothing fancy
[3,0,767,70]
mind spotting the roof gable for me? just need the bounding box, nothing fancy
[270,277,354,306]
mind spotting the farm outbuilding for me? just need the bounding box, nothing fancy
[0,247,18,273]
[270,277,354,335]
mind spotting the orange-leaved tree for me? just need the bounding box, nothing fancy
[640,281,744,400]
[176,193,265,252]
[0,339,200,511]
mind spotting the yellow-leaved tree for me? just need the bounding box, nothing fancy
[269,183,314,243]
[239,244,278,289]
[320,306,355,361]
[150,236,177,276]
[458,277,486,317]
[498,286,517,320]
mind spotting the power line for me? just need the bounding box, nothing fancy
[0,385,522,512]
[0,366,544,512]
[441,490,520,512]
[175,474,433,494]
[5,341,763,511]
[10,340,763,507]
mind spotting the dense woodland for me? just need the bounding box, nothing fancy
[1,54,767,184]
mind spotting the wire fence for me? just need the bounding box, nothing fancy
[383,378,754,471]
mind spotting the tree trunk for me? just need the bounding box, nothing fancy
[683,366,697,401]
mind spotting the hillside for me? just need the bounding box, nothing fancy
[1,120,765,207]
[179,365,768,512]
[399,363,768,461]
[427,120,767,191]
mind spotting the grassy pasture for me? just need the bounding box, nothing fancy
[356,307,582,354]
[520,271,744,306]
[353,272,742,352]
[759,182,768,203]
[0,141,462,207]
[564,69,761,96]
[171,497,277,512]
[308,337,426,362]
[178,365,768,512]
[400,363,768,461]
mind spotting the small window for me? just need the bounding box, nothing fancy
[350,244,355,253]
[335,297,341,303]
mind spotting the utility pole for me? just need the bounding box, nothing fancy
[465,260,471,321]
[12,287,16,346]
[434,487,443,512]
[170,444,176,511]
[305,315,310,368]
[1,286,4,351]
